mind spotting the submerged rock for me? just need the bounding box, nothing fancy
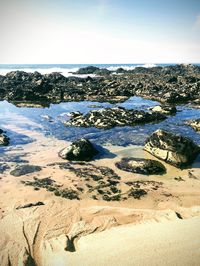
[116,157,166,175]
[150,105,177,115]
[0,129,9,146]
[59,138,99,161]
[0,163,10,173]
[186,119,200,132]
[144,129,200,167]
[64,107,166,129]
[10,164,42,176]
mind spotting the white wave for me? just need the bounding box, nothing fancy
[106,63,157,71]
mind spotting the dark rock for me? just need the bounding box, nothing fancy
[75,66,100,74]
[116,157,166,175]
[128,188,147,199]
[59,138,99,161]
[64,107,166,129]
[116,68,127,73]
[144,129,200,167]
[10,164,42,176]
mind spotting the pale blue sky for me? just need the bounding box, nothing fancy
[0,0,200,63]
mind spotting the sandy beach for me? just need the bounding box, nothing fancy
[0,116,200,265]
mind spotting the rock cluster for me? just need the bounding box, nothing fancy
[116,157,166,175]
[59,138,99,161]
[64,107,166,129]
[0,64,200,104]
[144,129,200,167]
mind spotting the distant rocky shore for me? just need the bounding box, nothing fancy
[0,64,200,105]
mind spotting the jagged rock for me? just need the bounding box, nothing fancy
[150,105,177,115]
[64,107,166,129]
[186,119,200,132]
[144,129,200,167]
[116,157,166,175]
[10,164,42,176]
[0,131,9,146]
[59,138,99,161]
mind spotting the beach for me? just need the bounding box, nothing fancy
[0,113,200,265]
[0,64,200,265]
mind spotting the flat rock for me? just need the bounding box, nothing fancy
[10,164,42,176]
[59,138,99,161]
[144,129,200,167]
[64,107,166,129]
[116,157,166,175]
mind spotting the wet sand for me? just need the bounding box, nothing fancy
[0,118,200,265]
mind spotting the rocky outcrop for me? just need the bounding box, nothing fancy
[64,107,166,129]
[144,130,200,167]
[150,105,177,115]
[116,157,166,175]
[0,64,200,105]
[59,138,99,161]
[186,119,200,132]
[0,129,9,146]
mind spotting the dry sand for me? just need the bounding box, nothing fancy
[0,115,200,265]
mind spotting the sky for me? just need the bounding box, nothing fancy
[0,0,200,64]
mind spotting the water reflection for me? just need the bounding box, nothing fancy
[0,97,200,147]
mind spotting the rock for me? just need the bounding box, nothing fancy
[59,138,99,161]
[10,164,42,176]
[0,64,200,104]
[0,129,9,146]
[128,188,147,199]
[75,66,100,74]
[186,119,200,132]
[116,157,166,175]
[150,105,177,115]
[16,201,44,209]
[64,107,166,129]
[144,129,200,167]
